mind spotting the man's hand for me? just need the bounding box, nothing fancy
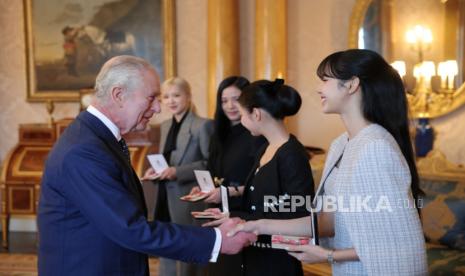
[219,218,257,255]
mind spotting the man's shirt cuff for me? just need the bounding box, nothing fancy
[209,228,222,262]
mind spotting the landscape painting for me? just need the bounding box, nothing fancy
[24,0,169,101]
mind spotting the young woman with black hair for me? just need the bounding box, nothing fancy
[204,79,315,276]
[189,76,265,276]
[190,76,265,208]
[228,49,427,275]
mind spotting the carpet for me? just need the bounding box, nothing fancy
[0,253,329,276]
[0,254,159,276]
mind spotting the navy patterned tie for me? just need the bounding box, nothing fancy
[118,138,131,163]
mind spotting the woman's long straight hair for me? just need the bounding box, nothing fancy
[208,76,250,174]
[317,49,423,207]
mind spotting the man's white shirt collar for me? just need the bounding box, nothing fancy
[87,105,122,141]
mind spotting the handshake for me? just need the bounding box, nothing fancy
[218,218,258,255]
[195,208,261,255]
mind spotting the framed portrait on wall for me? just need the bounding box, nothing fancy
[23,0,176,102]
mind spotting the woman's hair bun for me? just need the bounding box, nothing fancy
[239,78,302,119]
[274,79,301,117]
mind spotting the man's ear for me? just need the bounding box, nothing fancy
[347,77,360,95]
[110,86,124,107]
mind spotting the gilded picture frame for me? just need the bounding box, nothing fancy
[24,0,176,102]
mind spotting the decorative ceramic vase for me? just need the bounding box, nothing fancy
[415,118,434,157]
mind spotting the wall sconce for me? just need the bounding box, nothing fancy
[389,25,459,116]
[350,1,465,156]
[391,61,406,78]
[390,26,459,157]
[413,61,435,92]
[391,60,458,93]
[437,60,458,91]
[406,25,432,62]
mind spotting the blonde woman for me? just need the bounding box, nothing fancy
[143,77,213,276]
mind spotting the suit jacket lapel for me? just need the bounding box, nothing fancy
[171,112,193,165]
[77,111,127,164]
[77,111,148,216]
[159,120,171,155]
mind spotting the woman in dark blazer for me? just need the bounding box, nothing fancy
[189,76,265,276]
[203,79,315,276]
[191,76,265,209]
[143,77,213,276]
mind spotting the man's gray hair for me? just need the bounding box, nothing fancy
[94,55,154,103]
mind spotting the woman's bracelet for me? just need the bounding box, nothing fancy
[327,249,336,264]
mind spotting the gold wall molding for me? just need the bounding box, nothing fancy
[207,0,240,117]
[254,0,287,80]
[348,0,372,49]
[163,0,176,79]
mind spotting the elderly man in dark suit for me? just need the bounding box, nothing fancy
[38,55,256,276]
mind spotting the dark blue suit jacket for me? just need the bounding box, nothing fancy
[38,111,216,275]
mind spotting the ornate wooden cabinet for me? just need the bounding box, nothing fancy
[0,119,159,248]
